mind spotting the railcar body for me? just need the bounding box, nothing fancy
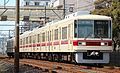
[7,14,112,64]
[6,38,15,57]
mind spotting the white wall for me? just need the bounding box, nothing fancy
[50,0,95,12]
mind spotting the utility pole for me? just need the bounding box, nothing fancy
[14,0,19,73]
[45,6,46,24]
[63,0,65,18]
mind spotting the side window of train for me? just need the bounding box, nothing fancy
[20,39,22,45]
[46,31,47,42]
[42,33,45,42]
[59,27,61,40]
[50,31,51,41]
[22,39,23,45]
[29,36,31,44]
[39,33,41,43]
[26,37,28,44]
[62,27,67,39]
[32,36,33,43]
[68,24,70,39]
[35,35,37,43]
[74,20,77,38]
[37,34,40,43]
[21,39,23,45]
[54,29,58,40]
[52,30,53,41]
[33,36,35,43]
[23,38,24,45]
[48,31,49,41]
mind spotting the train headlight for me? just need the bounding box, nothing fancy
[101,42,108,46]
[78,42,86,46]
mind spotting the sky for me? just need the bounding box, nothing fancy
[0,0,24,6]
[0,0,24,37]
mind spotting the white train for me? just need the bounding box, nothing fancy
[6,14,112,64]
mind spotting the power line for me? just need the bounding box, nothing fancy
[0,8,8,16]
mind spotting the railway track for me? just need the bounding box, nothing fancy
[2,58,120,73]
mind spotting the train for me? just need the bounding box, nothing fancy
[6,13,112,64]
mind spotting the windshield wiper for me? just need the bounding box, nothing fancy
[84,32,92,40]
[95,34,103,40]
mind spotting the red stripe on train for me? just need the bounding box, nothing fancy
[53,41,59,45]
[73,40,112,46]
[33,44,36,47]
[41,43,46,46]
[37,43,41,46]
[61,40,68,44]
[47,42,52,46]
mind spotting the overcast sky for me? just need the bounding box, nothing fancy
[0,0,25,36]
[0,0,24,6]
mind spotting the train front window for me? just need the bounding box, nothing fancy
[74,20,111,39]
[74,20,94,38]
[94,20,111,38]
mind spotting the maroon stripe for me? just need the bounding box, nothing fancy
[53,41,59,45]
[41,43,46,46]
[33,44,36,47]
[73,40,112,46]
[29,44,32,47]
[108,42,112,46]
[20,46,22,48]
[61,40,68,44]
[19,40,112,47]
[23,45,25,48]
[26,45,29,47]
[86,42,101,46]
[47,42,52,46]
[37,43,41,46]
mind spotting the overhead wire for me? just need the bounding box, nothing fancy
[0,0,10,16]
[4,0,10,5]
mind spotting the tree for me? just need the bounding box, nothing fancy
[91,0,120,51]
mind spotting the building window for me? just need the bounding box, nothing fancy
[46,2,48,6]
[26,2,29,6]
[35,2,39,6]
[54,29,58,40]
[62,27,67,39]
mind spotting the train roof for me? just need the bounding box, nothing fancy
[19,14,112,39]
[75,15,112,20]
[45,14,111,27]
[20,30,32,38]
